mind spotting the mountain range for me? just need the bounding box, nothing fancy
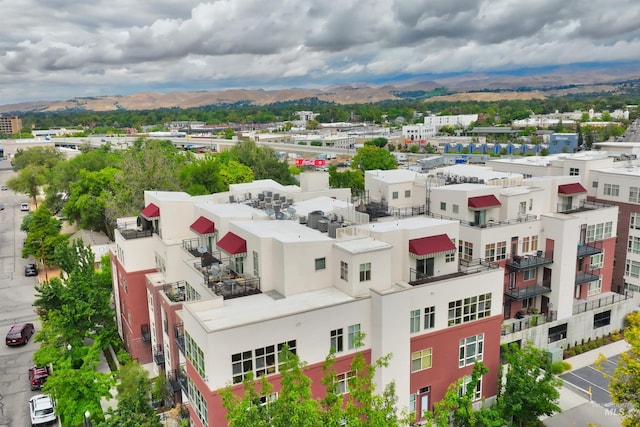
[2,63,640,113]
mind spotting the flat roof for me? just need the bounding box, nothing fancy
[195,287,355,332]
[436,164,521,180]
[235,219,334,243]
[334,237,392,254]
[366,169,424,183]
[145,190,192,201]
[199,203,269,219]
[292,196,350,217]
[367,216,457,232]
[595,166,640,176]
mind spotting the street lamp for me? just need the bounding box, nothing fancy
[84,410,91,427]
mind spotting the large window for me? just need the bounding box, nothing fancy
[253,251,260,277]
[628,237,640,255]
[336,371,355,395]
[548,323,567,343]
[485,243,496,262]
[569,168,580,176]
[411,348,433,372]
[593,310,611,329]
[625,260,640,279]
[459,334,484,367]
[231,351,253,384]
[448,293,492,326]
[410,309,421,333]
[591,253,604,268]
[459,240,473,261]
[587,279,602,297]
[631,213,640,230]
[255,345,277,377]
[232,340,297,384]
[424,306,435,330]
[340,261,349,281]
[330,329,344,353]
[603,183,620,196]
[185,332,205,378]
[523,268,536,281]
[629,187,640,204]
[392,191,399,200]
[359,262,371,282]
[586,222,613,242]
[459,376,482,401]
[188,379,209,427]
[497,241,507,260]
[315,257,326,270]
[521,237,530,253]
[347,324,361,349]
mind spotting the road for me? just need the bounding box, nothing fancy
[0,160,45,427]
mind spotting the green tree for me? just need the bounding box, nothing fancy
[21,207,66,268]
[499,342,562,426]
[219,160,254,189]
[178,154,225,195]
[306,119,319,130]
[10,146,66,171]
[6,163,48,207]
[63,168,118,232]
[328,165,364,195]
[598,311,640,426]
[364,137,389,148]
[224,128,236,139]
[351,146,397,171]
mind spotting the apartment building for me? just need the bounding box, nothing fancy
[0,115,22,135]
[111,176,504,426]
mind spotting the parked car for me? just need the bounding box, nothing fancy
[1,185,7,190]
[25,263,38,277]
[0,203,4,210]
[5,322,35,346]
[20,202,30,211]
[28,366,50,390]
[28,394,57,426]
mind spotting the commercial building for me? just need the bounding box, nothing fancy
[0,115,22,135]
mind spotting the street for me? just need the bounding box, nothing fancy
[0,160,46,427]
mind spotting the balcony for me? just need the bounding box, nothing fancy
[409,258,500,286]
[573,290,635,315]
[141,324,151,343]
[425,212,538,228]
[502,311,556,336]
[168,368,188,394]
[118,219,154,240]
[577,241,603,258]
[194,258,261,300]
[182,239,222,266]
[557,200,614,214]
[575,268,600,286]
[505,251,553,271]
[174,323,185,355]
[164,281,186,303]
[153,345,165,366]
[504,280,551,300]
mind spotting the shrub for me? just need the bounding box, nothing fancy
[310,141,323,147]
[551,360,572,374]
[298,141,307,145]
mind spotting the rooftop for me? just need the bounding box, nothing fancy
[366,169,425,183]
[366,216,456,232]
[235,219,334,243]
[435,164,520,181]
[334,237,392,254]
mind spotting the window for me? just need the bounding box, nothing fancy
[569,167,580,176]
[630,187,640,204]
[592,181,598,188]
[586,222,613,242]
[485,243,496,262]
[410,309,421,333]
[603,183,620,196]
[548,323,567,343]
[336,371,355,395]
[411,348,433,372]
[392,191,399,199]
[522,237,530,253]
[628,237,640,254]
[440,202,446,211]
[448,293,492,326]
[347,324,360,349]
[315,257,326,270]
[405,190,411,198]
[497,241,507,260]
[253,251,260,277]
[232,351,253,384]
[185,282,201,302]
[234,256,244,274]
[593,310,611,328]
[459,334,484,367]
[155,253,166,273]
[445,252,456,262]
[587,279,602,297]
[631,213,640,230]
[459,241,473,261]
[626,260,640,278]
[359,262,371,282]
[519,201,526,215]
[185,332,205,378]
[459,376,482,401]
[330,328,344,353]
[591,253,604,268]
[531,235,538,251]
[409,393,416,415]
[340,261,348,281]
[188,379,209,427]
[523,268,536,281]
[529,198,533,211]
[522,297,534,309]
[122,278,128,293]
[452,204,459,214]
[259,392,278,406]
[255,345,277,377]
[424,306,435,330]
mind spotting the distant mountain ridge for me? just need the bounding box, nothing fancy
[2,63,640,113]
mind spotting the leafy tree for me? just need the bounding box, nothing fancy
[306,119,319,130]
[328,165,364,195]
[10,146,66,171]
[230,140,296,185]
[219,160,254,189]
[351,146,397,171]
[178,154,225,195]
[63,168,118,232]
[597,311,640,426]
[21,207,66,267]
[224,128,235,139]
[426,362,504,427]
[6,163,48,206]
[364,137,388,148]
[499,342,562,426]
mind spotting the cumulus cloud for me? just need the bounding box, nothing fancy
[0,0,639,103]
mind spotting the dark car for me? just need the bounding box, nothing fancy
[5,323,35,346]
[25,263,38,277]
[28,366,50,390]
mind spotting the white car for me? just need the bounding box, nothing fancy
[29,394,57,426]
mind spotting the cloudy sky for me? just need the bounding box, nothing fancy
[1,0,640,104]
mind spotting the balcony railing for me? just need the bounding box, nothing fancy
[575,268,600,286]
[573,290,635,314]
[504,280,551,300]
[175,323,185,355]
[168,368,187,394]
[118,226,153,240]
[409,258,499,286]
[557,200,614,214]
[153,345,165,366]
[501,311,556,336]
[163,281,186,303]
[505,250,554,270]
[425,212,538,228]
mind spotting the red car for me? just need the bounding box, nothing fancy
[29,366,50,390]
[5,323,35,346]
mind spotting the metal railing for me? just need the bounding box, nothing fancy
[163,281,186,303]
[573,290,635,314]
[506,250,554,269]
[504,280,551,300]
[501,311,555,336]
[175,323,185,354]
[425,212,538,228]
[409,258,499,286]
[557,200,614,214]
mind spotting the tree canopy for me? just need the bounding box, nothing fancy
[351,146,397,171]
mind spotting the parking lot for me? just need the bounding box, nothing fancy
[560,354,619,406]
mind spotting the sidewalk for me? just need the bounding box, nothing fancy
[98,346,118,414]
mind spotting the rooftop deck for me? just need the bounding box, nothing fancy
[409,258,499,286]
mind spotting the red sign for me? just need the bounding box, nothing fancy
[295,159,326,166]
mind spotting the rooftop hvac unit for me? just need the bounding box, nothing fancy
[318,219,329,233]
[287,198,294,205]
[266,191,273,198]
[258,193,265,201]
[328,221,342,238]
[280,196,286,202]
[273,193,280,200]
[229,195,236,203]
[299,215,307,224]
[308,211,324,229]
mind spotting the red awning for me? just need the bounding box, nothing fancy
[558,183,587,195]
[140,203,160,220]
[217,232,247,256]
[190,216,215,236]
[468,194,501,209]
[409,234,456,259]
